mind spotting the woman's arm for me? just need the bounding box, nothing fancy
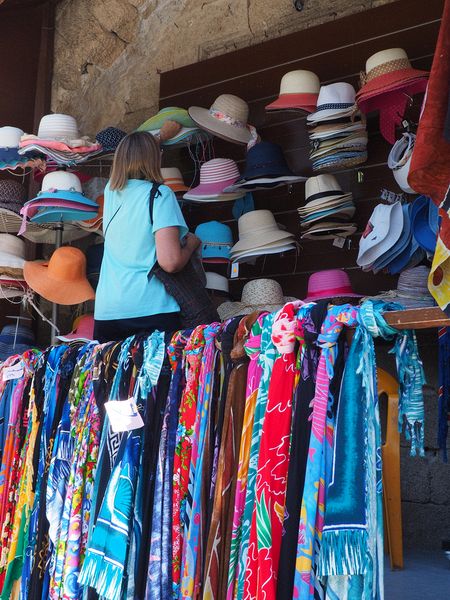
[155,228,201,273]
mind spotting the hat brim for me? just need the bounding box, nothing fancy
[183,191,245,202]
[137,108,196,131]
[301,223,357,240]
[165,182,189,193]
[224,175,306,192]
[265,92,318,113]
[303,291,363,302]
[231,243,297,262]
[188,106,251,145]
[27,190,97,207]
[24,261,95,305]
[307,106,357,123]
[356,71,428,107]
[218,296,297,320]
[231,230,295,254]
[31,209,97,224]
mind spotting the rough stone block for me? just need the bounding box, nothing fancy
[402,502,450,549]
[400,449,431,504]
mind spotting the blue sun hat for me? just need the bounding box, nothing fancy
[26,171,98,207]
[411,195,439,254]
[195,221,233,263]
[387,203,417,274]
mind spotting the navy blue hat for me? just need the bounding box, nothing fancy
[96,127,127,152]
[86,243,104,290]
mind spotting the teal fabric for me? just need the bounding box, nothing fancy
[95,180,188,320]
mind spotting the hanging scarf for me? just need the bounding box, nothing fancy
[79,332,165,600]
[293,305,355,600]
[438,327,450,461]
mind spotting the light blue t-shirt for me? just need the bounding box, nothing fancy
[94,179,188,320]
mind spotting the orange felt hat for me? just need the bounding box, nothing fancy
[24,246,95,305]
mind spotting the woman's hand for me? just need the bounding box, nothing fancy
[159,120,182,142]
[184,232,201,251]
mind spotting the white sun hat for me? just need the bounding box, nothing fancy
[307,82,357,123]
[387,132,417,194]
[205,272,229,294]
[37,114,80,141]
[357,201,404,267]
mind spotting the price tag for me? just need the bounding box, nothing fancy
[230,263,239,279]
[104,399,144,433]
[333,237,346,248]
[3,362,24,381]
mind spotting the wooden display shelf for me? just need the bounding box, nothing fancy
[384,307,450,330]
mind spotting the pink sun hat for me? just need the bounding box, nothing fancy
[183,158,245,201]
[56,314,96,343]
[303,269,363,302]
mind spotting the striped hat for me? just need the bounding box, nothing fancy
[183,158,244,201]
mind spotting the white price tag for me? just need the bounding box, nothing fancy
[3,362,24,381]
[104,399,144,433]
[230,263,239,278]
[333,236,346,248]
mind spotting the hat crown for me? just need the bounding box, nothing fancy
[195,220,233,244]
[238,210,278,238]
[365,48,410,74]
[0,180,26,204]
[161,167,184,181]
[37,113,79,140]
[0,234,25,259]
[95,126,126,150]
[205,271,229,293]
[210,94,249,124]
[241,278,284,305]
[245,142,289,169]
[0,126,23,148]
[279,70,320,95]
[41,171,83,193]
[72,314,95,336]
[47,246,88,282]
[397,266,430,293]
[316,82,356,107]
[305,174,343,201]
[199,158,240,184]
[306,269,355,298]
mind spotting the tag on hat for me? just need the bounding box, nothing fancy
[3,362,24,381]
[104,398,144,433]
[230,263,239,278]
[333,236,346,248]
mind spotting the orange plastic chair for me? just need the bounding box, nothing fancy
[377,368,404,570]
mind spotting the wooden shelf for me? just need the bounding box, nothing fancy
[384,307,450,330]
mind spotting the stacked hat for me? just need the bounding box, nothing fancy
[205,272,230,295]
[388,132,417,194]
[218,278,297,320]
[265,70,320,113]
[161,168,188,194]
[56,314,96,343]
[410,195,439,255]
[137,107,210,146]
[0,126,44,171]
[189,94,254,145]
[194,221,233,263]
[0,234,28,299]
[356,48,428,143]
[370,266,436,309]
[24,246,95,305]
[183,159,245,202]
[18,114,102,166]
[95,127,127,154]
[230,210,296,263]
[223,142,306,192]
[0,324,35,361]
[303,269,363,302]
[19,171,98,234]
[298,174,356,240]
[306,83,368,171]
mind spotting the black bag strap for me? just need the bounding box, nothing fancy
[149,182,162,225]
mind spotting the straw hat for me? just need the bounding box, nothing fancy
[24,246,95,305]
[0,180,27,217]
[161,167,188,193]
[189,94,252,145]
[183,159,244,201]
[303,269,362,302]
[37,114,80,141]
[305,174,349,204]
[217,278,297,320]
[231,210,294,255]
[307,82,357,123]
[300,222,357,240]
[266,70,320,112]
[0,234,25,270]
[57,314,95,343]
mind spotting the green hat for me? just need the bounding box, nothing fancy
[137,107,196,132]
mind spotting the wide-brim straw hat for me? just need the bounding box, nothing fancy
[218,278,297,320]
[231,209,294,255]
[189,94,252,145]
[24,246,95,305]
[266,70,320,112]
[303,269,363,302]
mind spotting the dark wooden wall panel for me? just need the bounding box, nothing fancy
[160,0,443,301]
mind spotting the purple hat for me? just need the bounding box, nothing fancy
[303,269,363,302]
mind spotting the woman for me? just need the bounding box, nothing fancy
[94,131,200,343]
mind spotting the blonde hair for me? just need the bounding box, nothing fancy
[109,131,163,190]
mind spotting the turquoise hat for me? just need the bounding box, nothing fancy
[137,107,196,132]
[195,221,233,262]
[30,207,97,224]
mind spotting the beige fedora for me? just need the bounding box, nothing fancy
[304,174,349,204]
[217,278,297,320]
[230,210,295,255]
[266,70,320,112]
[189,94,252,145]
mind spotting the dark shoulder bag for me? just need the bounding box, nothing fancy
[148,183,220,328]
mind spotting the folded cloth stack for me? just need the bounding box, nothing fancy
[306,82,368,172]
[0,234,28,300]
[18,114,102,167]
[0,126,45,171]
[357,196,438,275]
[298,174,357,240]
[367,265,436,309]
[19,171,98,235]
[230,209,296,263]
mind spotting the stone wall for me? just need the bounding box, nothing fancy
[52,0,398,135]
